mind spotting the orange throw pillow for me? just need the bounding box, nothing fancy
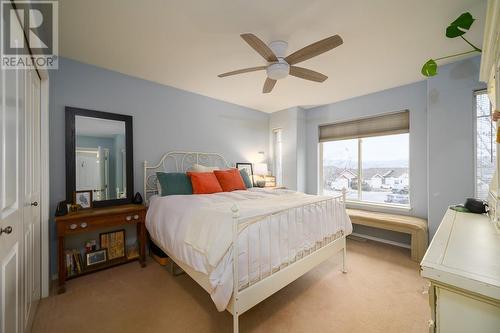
[187,172,223,194]
[214,169,247,192]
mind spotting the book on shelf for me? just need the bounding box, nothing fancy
[65,249,84,276]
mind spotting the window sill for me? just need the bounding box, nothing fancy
[346,200,412,214]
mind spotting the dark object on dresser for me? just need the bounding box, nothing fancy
[55,204,147,294]
[55,200,68,216]
[133,192,143,204]
[464,198,488,214]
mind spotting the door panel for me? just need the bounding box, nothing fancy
[0,6,24,331]
[1,244,19,333]
[23,69,41,331]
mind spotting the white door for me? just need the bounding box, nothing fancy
[0,20,25,333]
[22,69,41,331]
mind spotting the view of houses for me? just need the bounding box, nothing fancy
[323,166,410,204]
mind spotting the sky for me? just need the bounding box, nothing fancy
[323,133,409,168]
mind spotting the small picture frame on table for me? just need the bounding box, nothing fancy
[86,249,107,266]
[100,229,126,260]
[236,163,253,178]
[73,190,93,209]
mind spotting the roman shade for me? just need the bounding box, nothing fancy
[319,110,409,142]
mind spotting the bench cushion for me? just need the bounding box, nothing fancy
[347,209,427,231]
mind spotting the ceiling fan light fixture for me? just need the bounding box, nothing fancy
[266,61,289,80]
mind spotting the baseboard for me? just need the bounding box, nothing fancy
[349,232,411,249]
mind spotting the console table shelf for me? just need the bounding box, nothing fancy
[55,204,147,293]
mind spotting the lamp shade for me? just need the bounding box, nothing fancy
[254,163,268,176]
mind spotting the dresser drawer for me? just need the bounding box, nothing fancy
[58,211,145,235]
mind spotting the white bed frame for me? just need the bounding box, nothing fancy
[144,151,348,333]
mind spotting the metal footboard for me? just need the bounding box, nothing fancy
[230,190,347,332]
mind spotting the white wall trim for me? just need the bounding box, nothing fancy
[349,232,411,249]
[38,67,50,298]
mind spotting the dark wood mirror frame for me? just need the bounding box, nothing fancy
[65,106,134,208]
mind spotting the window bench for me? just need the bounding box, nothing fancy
[346,209,428,262]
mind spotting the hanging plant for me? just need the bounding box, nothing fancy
[421,12,482,77]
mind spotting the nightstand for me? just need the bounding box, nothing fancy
[55,204,147,293]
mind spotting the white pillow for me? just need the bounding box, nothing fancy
[190,163,220,172]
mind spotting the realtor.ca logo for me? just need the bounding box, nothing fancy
[1,0,58,69]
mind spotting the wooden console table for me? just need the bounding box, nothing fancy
[55,204,147,293]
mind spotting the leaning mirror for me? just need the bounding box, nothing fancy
[66,107,133,207]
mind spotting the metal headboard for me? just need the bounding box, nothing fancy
[143,151,232,204]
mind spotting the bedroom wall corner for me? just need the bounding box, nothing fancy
[426,56,486,239]
[48,57,270,276]
[269,106,306,191]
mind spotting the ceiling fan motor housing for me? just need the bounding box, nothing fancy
[266,58,290,80]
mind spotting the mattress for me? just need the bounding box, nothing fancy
[146,188,352,311]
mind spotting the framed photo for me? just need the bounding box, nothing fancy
[73,190,93,209]
[236,163,253,178]
[100,229,126,260]
[86,249,107,266]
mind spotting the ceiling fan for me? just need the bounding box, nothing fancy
[218,33,343,93]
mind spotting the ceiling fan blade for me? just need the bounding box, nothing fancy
[285,35,343,65]
[289,66,328,82]
[263,78,277,93]
[218,66,266,78]
[241,33,278,62]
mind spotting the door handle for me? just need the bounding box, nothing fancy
[31,201,38,207]
[0,226,13,235]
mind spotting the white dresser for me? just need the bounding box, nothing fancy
[421,209,500,332]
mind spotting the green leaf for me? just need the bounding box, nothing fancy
[446,12,475,38]
[421,59,438,77]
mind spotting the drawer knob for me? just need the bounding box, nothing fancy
[126,216,132,221]
[133,214,139,220]
[69,224,77,230]
[80,222,88,228]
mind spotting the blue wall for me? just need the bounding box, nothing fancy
[304,56,485,241]
[49,57,270,275]
[427,57,485,237]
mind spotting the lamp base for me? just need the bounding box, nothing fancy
[256,180,266,188]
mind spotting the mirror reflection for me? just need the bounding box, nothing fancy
[75,116,127,201]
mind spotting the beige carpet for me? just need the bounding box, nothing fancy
[33,239,429,333]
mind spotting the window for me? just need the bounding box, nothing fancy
[475,91,495,200]
[319,111,410,207]
[273,128,283,185]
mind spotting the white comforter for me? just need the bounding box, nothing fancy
[146,188,352,311]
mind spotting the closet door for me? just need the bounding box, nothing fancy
[22,69,41,331]
[0,17,25,333]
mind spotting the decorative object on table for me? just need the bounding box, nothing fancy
[253,163,268,187]
[421,12,481,77]
[133,192,143,204]
[264,175,276,187]
[449,204,471,213]
[100,229,126,260]
[55,200,68,216]
[464,198,489,214]
[73,190,93,209]
[84,240,97,253]
[69,203,81,212]
[238,168,253,188]
[126,244,139,260]
[236,163,253,179]
[85,249,107,266]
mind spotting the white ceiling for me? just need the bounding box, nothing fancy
[76,116,125,137]
[59,0,486,113]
